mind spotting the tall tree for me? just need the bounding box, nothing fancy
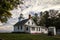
[0,0,23,23]
[39,11,49,27]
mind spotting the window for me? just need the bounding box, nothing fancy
[32,27,35,31]
[28,22,30,24]
[26,27,28,31]
[18,26,19,30]
[39,27,40,31]
[45,29,47,31]
[32,22,33,25]
[36,27,40,31]
[21,26,22,30]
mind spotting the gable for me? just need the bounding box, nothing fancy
[25,19,36,26]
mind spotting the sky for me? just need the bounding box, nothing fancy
[0,0,60,32]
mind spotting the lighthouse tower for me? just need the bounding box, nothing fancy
[18,13,24,21]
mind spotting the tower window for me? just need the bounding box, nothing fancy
[28,22,30,24]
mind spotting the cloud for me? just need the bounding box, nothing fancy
[0,24,14,33]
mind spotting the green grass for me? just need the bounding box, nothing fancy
[0,33,60,40]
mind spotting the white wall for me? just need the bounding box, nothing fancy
[29,27,48,34]
[41,28,48,34]
[30,27,42,33]
[19,26,25,32]
[14,26,25,32]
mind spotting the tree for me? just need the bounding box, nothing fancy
[39,10,60,28]
[39,11,49,27]
[39,16,45,26]
[54,13,60,29]
[32,13,39,25]
[0,0,23,23]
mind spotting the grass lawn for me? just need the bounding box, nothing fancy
[0,33,60,40]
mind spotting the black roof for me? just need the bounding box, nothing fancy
[14,19,29,26]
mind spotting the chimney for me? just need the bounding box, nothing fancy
[28,14,31,19]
